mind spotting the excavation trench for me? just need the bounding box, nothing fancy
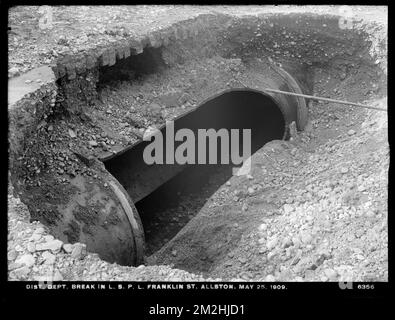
[9,11,387,273]
[6,6,388,283]
[104,90,286,256]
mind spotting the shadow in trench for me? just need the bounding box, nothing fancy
[137,164,232,255]
[105,90,286,255]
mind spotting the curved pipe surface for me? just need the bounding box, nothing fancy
[104,89,289,203]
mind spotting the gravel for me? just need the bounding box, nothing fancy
[7,6,388,282]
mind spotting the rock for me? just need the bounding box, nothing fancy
[340,167,349,174]
[89,140,98,147]
[8,250,17,261]
[44,235,54,242]
[315,251,330,265]
[71,243,87,260]
[357,185,366,192]
[258,223,267,232]
[304,268,316,280]
[347,233,355,241]
[9,66,19,75]
[365,211,375,218]
[34,227,45,235]
[241,272,252,280]
[247,187,254,195]
[266,236,278,251]
[356,254,365,260]
[363,201,372,208]
[282,238,293,249]
[15,254,35,267]
[27,242,36,253]
[355,229,365,238]
[324,268,338,280]
[258,238,265,245]
[347,129,356,136]
[63,243,74,253]
[36,239,63,253]
[9,262,22,270]
[264,274,276,282]
[292,236,301,248]
[68,129,77,138]
[351,248,363,254]
[13,266,30,278]
[171,250,177,257]
[300,232,313,244]
[267,251,277,260]
[246,175,253,180]
[259,247,267,254]
[286,198,294,204]
[238,257,247,264]
[226,181,231,186]
[283,204,293,214]
[291,250,302,265]
[42,251,56,265]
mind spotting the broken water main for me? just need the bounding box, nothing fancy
[8,6,387,279]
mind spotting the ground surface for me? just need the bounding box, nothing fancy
[8,5,388,282]
[8,5,387,77]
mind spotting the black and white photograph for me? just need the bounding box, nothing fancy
[5,4,389,306]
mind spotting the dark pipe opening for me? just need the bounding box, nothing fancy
[98,47,166,90]
[104,90,285,255]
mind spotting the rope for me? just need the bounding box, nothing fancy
[262,87,387,112]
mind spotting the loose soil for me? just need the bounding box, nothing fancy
[7,5,388,282]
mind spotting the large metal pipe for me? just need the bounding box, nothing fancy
[104,89,289,204]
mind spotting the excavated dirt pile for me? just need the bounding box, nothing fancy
[8,6,387,282]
